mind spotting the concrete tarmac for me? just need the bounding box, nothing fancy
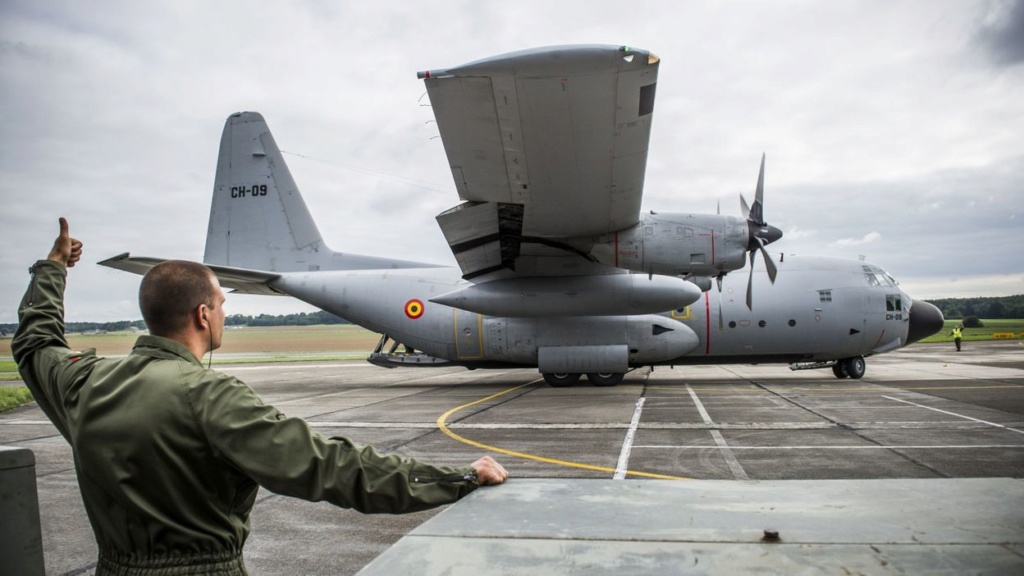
[2,341,1022,574]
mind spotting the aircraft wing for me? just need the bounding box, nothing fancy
[98,253,285,296]
[420,45,659,279]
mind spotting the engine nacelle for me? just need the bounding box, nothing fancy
[431,273,701,318]
[589,212,749,278]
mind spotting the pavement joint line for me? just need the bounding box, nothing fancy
[273,386,370,406]
[883,395,1024,436]
[224,364,377,371]
[686,384,748,480]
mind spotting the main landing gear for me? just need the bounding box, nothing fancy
[831,356,866,379]
[542,372,626,387]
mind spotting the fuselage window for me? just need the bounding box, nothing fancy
[818,290,832,303]
[886,294,902,312]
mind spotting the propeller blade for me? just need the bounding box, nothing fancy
[715,273,725,329]
[718,297,724,331]
[745,251,755,310]
[749,153,766,225]
[740,194,750,219]
[757,240,778,284]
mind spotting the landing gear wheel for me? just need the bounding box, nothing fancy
[832,363,849,379]
[843,356,866,379]
[543,373,581,387]
[586,373,624,387]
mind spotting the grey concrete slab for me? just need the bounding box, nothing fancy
[358,478,1024,575]
[2,341,1022,574]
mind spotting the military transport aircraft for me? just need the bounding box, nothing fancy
[100,45,944,386]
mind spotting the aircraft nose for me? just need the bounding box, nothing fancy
[906,299,944,345]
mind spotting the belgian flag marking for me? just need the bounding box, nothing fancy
[405,299,425,319]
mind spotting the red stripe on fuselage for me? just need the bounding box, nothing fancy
[872,330,886,349]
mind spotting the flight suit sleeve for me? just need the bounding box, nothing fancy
[196,375,480,514]
[12,260,100,440]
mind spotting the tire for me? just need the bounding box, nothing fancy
[832,363,848,379]
[586,373,624,387]
[543,373,581,387]
[843,356,866,379]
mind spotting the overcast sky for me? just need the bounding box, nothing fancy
[2,0,1022,323]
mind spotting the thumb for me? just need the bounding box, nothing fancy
[58,217,70,238]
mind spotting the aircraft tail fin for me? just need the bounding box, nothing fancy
[204,112,432,272]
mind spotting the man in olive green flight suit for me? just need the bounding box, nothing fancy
[14,218,508,576]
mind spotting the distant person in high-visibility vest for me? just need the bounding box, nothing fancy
[951,325,963,352]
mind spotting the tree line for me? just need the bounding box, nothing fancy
[0,311,349,335]
[925,294,1024,320]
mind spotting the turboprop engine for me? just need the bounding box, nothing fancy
[589,154,783,305]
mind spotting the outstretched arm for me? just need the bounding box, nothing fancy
[14,218,94,440]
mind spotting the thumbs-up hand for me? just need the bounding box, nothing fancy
[48,217,84,268]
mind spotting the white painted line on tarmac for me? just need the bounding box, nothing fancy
[883,395,1024,436]
[614,397,646,480]
[687,385,749,480]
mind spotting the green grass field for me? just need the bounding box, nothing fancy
[919,319,1024,344]
[0,386,33,413]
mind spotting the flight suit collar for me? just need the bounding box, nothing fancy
[132,334,203,366]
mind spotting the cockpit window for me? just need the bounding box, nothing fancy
[863,265,897,287]
[886,294,902,312]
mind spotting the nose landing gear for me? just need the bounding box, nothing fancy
[831,356,866,379]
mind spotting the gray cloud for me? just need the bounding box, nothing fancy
[1,1,1022,322]
[976,0,1024,66]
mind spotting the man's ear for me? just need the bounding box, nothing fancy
[197,304,210,328]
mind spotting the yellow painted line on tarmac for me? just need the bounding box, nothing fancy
[435,382,688,481]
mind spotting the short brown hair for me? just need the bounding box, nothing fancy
[139,260,217,336]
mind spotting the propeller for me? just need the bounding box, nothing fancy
[740,154,783,310]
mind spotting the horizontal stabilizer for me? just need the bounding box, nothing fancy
[98,253,284,296]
